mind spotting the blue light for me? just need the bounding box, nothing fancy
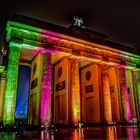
[15,65,31,119]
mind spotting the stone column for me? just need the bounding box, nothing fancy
[3,45,20,126]
[132,70,140,121]
[135,70,140,121]
[118,67,131,122]
[102,67,112,123]
[125,69,137,120]
[108,66,120,122]
[70,59,80,125]
[0,71,6,124]
[40,53,52,126]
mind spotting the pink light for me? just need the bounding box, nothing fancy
[127,128,134,140]
[40,54,51,125]
[124,81,131,121]
[118,66,131,122]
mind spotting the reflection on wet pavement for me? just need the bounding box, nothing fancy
[1,126,140,139]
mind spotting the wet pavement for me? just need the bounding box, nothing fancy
[0,126,140,140]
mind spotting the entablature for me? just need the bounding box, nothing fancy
[6,21,140,70]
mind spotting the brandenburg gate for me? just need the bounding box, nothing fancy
[0,14,140,127]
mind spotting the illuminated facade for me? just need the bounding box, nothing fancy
[0,14,140,126]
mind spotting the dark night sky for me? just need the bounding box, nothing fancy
[1,0,140,52]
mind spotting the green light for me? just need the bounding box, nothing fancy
[3,45,20,126]
[136,71,140,112]
[21,44,35,49]
[0,66,5,73]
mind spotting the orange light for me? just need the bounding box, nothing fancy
[70,59,80,125]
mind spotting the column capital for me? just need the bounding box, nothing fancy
[0,66,5,73]
[100,64,109,73]
[9,42,21,48]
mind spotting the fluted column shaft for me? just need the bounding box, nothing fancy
[70,58,80,125]
[3,45,20,126]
